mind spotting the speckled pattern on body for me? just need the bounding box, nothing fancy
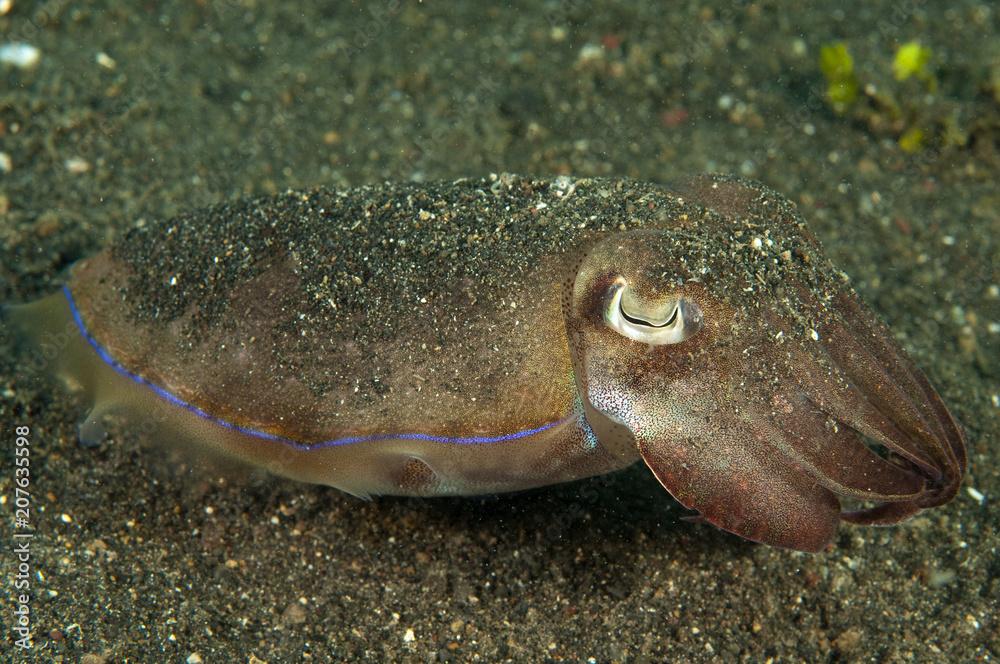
[24,172,967,550]
[101,174,830,410]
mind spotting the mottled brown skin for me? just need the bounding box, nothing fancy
[21,174,966,551]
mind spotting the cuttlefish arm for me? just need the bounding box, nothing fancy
[564,176,965,552]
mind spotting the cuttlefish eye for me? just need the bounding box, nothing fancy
[603,278,703,345]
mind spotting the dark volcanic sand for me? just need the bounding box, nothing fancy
[1,2,997,662]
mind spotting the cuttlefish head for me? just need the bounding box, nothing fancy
[564,216,965,552]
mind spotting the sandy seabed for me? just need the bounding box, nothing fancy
[1,2,997,662]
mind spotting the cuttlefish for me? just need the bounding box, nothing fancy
[11,174,966,551]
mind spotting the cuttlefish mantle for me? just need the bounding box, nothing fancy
[9,173,966,552]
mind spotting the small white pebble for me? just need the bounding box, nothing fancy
[750,237,762,250]
[0,0,12,17]
[0,151,11,173]
[95,51,116,69]
[60,513,72,523]
[403,628,415,643]
[966,486,985,505]
[941,235,955,246]
[0,42,40,69]
[65,156,90,174]
[553,175,574,191]
[809,329,820,341]
[577,43,603,62]
[186,654,203,664]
